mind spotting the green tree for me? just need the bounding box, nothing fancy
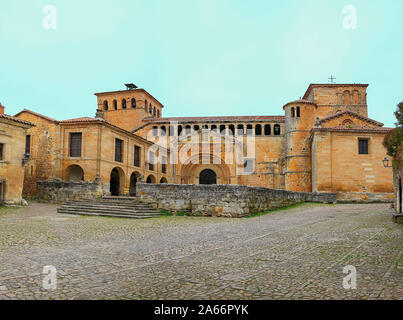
[383,102,403,160]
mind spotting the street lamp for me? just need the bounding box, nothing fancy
[382,157,393,168]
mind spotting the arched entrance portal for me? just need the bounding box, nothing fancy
[110,168,122,196]
[199,169,217,185]
[129,172,138,196]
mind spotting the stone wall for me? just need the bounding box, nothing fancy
[336,192,394,203]
[136,183,337,218]
[37,179,103,203]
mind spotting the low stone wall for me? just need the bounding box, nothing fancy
[136,183,337,218]
[37,179,103,203]
[336,192,394,203]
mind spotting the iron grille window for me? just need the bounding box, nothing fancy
[359,139,369,154]
[115,138,123,162]
[274,124,281,136]
[134,145,141,167]
[264,124,271,136]
[25,135,31,155]
[0,143,3,160]
[69,133,82,157]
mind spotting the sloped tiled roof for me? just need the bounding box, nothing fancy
[14,109,59,123]
[0,113,35,126]
[318,111,384,127]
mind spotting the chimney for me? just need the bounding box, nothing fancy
[0,102,4,114]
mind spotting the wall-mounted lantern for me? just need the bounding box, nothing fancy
[382,157,393,168]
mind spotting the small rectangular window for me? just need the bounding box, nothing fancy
[162,156,167,174]
[25,135,31,155]
[134,145,141,167]
[0,143,3,160]
[115,138,123,162]
[358,139,369,154]
[148,151,154,171]
[69,133,82,157]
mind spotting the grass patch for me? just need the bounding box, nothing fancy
[245,202,328,218]
[159,209,191,217]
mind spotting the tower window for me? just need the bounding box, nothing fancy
[0,143,3,160]
[228,125,235,135]
[145,100,148,110]
[274,124,281,136]
[291,107,295,118]
[296,106,300,117]
[131,98,136,108]
[246,124,253,136]
[113,100,117,110]
[122,99,127,109]
[157,110,160,118]
[149,104,152,113]
[160,126,166,136]
[103,100,108,111]
[220,125,226,135]
[255,124,262,136]
[264,124,271,136]
[358,139,369,155]
[237,124,244,135]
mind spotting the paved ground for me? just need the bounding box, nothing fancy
[0,202,401,300]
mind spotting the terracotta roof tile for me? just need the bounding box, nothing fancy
[14,109,59,123]
[0,113,35,126]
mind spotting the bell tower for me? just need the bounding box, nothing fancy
[94,83,164,132]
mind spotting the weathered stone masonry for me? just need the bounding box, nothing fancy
[37,179,103,203]
[136,183,337,217]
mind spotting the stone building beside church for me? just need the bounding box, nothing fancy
[14,82,394,202]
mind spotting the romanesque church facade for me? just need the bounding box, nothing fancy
[15,82,394,202]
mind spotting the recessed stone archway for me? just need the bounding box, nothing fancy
[129,171,140,196]
[146,174,156,184]
[110,167,125,196]
[66,165,84,182]
[199,169,217,185]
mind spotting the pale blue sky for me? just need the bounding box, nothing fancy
[0,0,402,126]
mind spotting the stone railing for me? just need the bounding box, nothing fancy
[37,179,103,203]
[136,183,337,218]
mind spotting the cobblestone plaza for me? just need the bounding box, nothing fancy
[0,202,401,300]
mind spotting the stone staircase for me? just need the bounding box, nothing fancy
[57,196,163,219]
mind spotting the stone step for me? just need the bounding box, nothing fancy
[58,206,162,215]
[57,209,154,219]
[63,202,153,209]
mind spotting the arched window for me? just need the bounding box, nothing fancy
[145,100,148,110]
[264,124,271,136]
[220,125,226,135]
[131,98,136,108]
[178,125,183,136]
[194,125,200,131]
[237,124,244,135]
[296,106,300,117]
[274,124,281,136]
[157,110,160,118]
[246,124,253,136]
[153,107,156,116]
[291,107,295,118]
[229,125,235,135]
[113,100,117,110]
[152,126,158,137]
[160,126,166,136]
[353,90,359,104]
[255,124,262,136]
[211,125,217,132]
[149,104,152,113]
[103,100,108,111]
[122,99,127,109]
[185,125,191,134]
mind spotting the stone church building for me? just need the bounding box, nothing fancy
[14,82,394,202]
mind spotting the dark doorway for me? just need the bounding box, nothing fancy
[129,173,137,196]
[199,169,217,185]
[399,178,402,213]
[0,179,5,202]
[110,169,120,196]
